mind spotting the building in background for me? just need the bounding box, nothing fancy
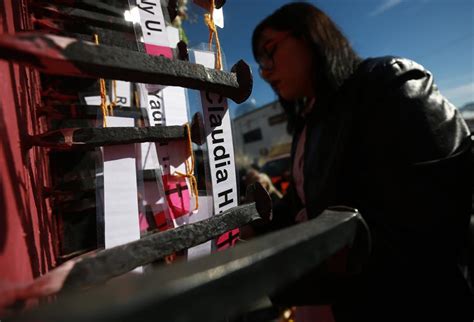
[460,102,474,131]
[232,100,292,169]
[234,101,474,169]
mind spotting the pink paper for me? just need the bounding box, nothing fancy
[144,44,173,59]
[162,174,191,220]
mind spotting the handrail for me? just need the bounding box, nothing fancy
[10,209,368,322]
[62,203,263,290]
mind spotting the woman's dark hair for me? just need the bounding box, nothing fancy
[252,2,361,133]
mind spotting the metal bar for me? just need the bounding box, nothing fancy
[62,202,264,290]
[38,104,148,120]
[0,33,253,103]
[29,112,205,149]
[46,0,125,17]
[11,209,365,322]
[33,18,143,51]
[93,0,130,10]
[28,126,185,150]
[32,3,133,33]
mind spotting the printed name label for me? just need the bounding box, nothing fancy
[194,50,238,236]
[136,0,169,48]
[146,90,165,126]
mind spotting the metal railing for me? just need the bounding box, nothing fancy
[9,208,369,322]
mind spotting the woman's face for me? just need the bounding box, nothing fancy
[256,28,315,101]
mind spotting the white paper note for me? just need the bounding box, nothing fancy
[194,50,239,251]
[103,116,141,251]
[187,196,214,259]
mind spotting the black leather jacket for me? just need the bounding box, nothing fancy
[271,57,472,320]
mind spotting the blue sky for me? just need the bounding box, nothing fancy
[183,0,473,113]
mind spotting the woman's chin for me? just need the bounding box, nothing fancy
[278,91,298,101]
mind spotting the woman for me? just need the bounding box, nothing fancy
[250,2,472,321]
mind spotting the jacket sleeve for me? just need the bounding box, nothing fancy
[356,57,471,260]
[383,58,468,163]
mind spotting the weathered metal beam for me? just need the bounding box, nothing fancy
[0,33,253,103]
[61,182,270,290]
[93,0,130,9]
[33,18,143,51]
[11,208,367,322]
[28,126,184,150]
[46,0,125,17]
[32,3,133,33]
[28,112,205,149]
[38,104,148,120]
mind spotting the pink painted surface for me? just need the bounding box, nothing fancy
[0,0,57,305]
[153,211,173,232]
[144,44,173,59]
[138,213,149,231]
[162,175,191,220]
[216,228,240,251]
